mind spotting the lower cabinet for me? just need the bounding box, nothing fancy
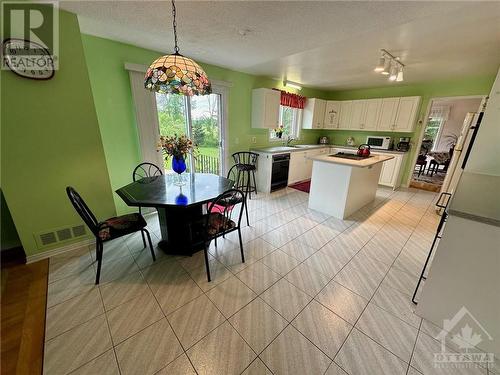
[288,148,328,184]
[372,151,406,189]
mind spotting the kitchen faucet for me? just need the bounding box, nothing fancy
[285,136,296,146]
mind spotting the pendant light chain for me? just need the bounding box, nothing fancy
[171,0,179,54]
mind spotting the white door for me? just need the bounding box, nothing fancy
[323,101,341,129]
[338,101,353,129]
[363,99,382,130]
[350,100,367,130]
[377,98,399,131]
[394,96,420,132]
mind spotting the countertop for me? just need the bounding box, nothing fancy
[309,153,394,168]
[251,144,407,155]
[448,172,500,227]
[331,145,408,155]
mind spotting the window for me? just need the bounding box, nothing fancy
[269,105,302,141]
[423,106,450,151]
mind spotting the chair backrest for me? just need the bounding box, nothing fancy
[66,187,99,235]
[206,189,245,233]
[232,152,258,166]
[133,162,163,182]
[227,164,245,191]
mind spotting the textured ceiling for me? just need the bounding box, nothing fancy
[60,1,500,89]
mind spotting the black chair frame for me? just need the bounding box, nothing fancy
[232,152,258,199]
[66,186,155,284]
[189,189,246,282]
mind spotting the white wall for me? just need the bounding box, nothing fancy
[433,98,482,151]
[465,67,500,176]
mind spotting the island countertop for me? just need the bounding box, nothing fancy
[309,153,394,168]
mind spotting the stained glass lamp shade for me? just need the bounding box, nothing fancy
[144,53,211,96]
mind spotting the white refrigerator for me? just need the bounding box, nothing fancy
[439,111,482,195]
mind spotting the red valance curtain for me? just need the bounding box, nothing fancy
[274,89,306,109]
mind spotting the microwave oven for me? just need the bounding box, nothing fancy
[366,136,392,150]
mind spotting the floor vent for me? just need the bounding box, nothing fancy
[72,225,86,237]
[35,223,89,249]
[57,228,72,241]
[39,232,57,246]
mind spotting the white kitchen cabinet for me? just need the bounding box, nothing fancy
[377,98,400,131]
[338,101,353,129]
[302,98,326,129]
[372,151,406,189]
[349,100,366,130]
[288,148,329,184]
[363,99,382,130]
[251,88,280,129]
[394,96,420,132]
[323,101,341,129]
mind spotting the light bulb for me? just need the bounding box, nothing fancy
[381,59,391,75]
[374,57,385,72]
[389,64,398,81]
[396,67,404,82]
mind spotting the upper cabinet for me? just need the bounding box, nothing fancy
[338,101,353,129]
[363,99,382,130]
[394,96,421,132]
[251,88,281,129]
[349,100,366,129]
[377,98,400,131]
[302,98,326,129]
[323,101,341,129]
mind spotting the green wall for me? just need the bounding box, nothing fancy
[81,35,329,215]
[1,189,22,250]
[1,10,116,256]
[322,75,495,184]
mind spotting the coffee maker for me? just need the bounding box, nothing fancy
[396,137,411,152]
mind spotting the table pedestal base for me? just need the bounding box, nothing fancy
[156,205,205,255]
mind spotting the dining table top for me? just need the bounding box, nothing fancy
[115,173,234,208]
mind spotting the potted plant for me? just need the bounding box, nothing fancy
[158,134,197,185]
[274,125,284,139]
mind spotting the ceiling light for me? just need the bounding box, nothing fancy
[144,0,211,96]
[284,80,302,90]
[374,56,386,72]
[389,64,398,81]
[381,58,391,75]
[396,67,404,82]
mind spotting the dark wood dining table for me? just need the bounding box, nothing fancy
[115,173,234,255]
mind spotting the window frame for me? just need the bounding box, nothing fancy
[269,105,302,141]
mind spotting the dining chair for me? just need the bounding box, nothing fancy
[189,189,246,282]
[132,162,163,245]
[210,165,250,226]
[66,186,156,284]
[231,152,258,199]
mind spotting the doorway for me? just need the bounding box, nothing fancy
[409,96,483,192]
[155,90,226,175]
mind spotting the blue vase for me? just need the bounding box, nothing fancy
[172,155,186,175]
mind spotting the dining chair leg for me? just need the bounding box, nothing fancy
[244,196,250,226]
[140,230,146,248]
[237,228,245,263]
[246,171,252,200]
[143,229,156,261]
[203,242,211,282]
[95,241,103,285]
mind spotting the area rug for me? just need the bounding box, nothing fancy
[289,180,311,193]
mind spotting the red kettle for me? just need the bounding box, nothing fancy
[357,144,371,157]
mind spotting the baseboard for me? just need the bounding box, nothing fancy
[26,238,93,264]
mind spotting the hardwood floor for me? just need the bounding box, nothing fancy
[1,259,48,375]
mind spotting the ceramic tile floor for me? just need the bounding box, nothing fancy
[43,187,498,375]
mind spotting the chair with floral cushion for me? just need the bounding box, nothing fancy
[66,186,156,284]
[189,189,246,282]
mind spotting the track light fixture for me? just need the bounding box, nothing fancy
[375,49,405,82]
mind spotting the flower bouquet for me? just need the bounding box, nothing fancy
[158,134,197,185]
[274,125,284,138]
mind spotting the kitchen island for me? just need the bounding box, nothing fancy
[308,153,393,219]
